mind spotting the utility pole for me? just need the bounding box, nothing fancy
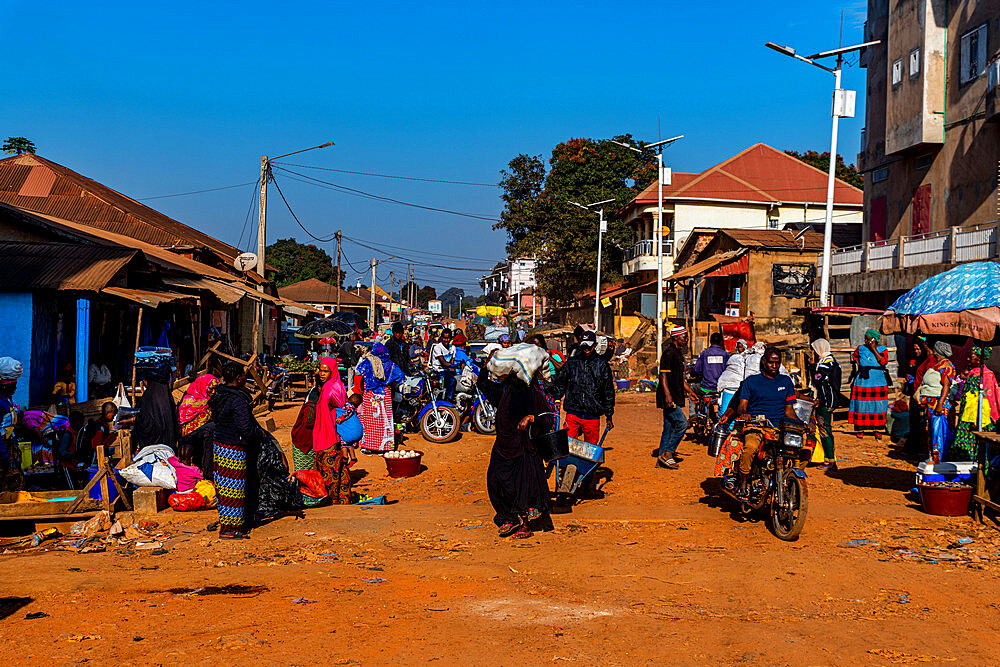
[257,157,268,279]
[369,258,377,331]
[335,230,342,313]
[390,269,395,321]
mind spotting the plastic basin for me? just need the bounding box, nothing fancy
[918,483,973,516]
[384,452,423,478]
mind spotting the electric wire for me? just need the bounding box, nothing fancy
[271,161,499,188]
[236,179,261,251]
[269,172,339,243]
[138,181,258,200]
[341,236,493,272]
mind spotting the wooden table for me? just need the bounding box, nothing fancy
[972,431,1000,523]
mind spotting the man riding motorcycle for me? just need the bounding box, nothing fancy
[719,346,800,500]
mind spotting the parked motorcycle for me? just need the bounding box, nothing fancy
[689,386,720,442]
[454,360,496,435]
[717,415,809,541]
[395,369,461,443]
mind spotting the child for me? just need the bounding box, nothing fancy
[336,394,364,464]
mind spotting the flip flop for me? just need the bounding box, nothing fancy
[514,528,532,539]
[498,522,518,537]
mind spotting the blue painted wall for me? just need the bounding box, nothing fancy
[76,297,90,403]
[0,293,33,406]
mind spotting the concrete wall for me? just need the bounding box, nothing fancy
[745,250,818,320]
[0,293,32,406]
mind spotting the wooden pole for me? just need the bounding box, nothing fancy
[369,258,377,331]
[336,229,342,313]
[130,307,144,402]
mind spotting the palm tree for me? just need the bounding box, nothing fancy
[2,137,36,155]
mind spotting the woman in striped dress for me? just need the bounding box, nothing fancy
[849,329,890,439]
[210,362,260,539]
[356,344,404,454]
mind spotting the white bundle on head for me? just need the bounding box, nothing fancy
[0,357,23,381]
[486,343,552,385]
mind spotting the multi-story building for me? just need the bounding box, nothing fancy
[617,143,863,320]
[834,0,1000,304]
[479,257,539,312]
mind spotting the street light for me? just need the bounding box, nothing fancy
[764,39,879,304]
[570,198,616,330]
[611,136,683,362]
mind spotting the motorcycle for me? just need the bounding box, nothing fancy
[395,368,461,444]
[454,359,496,435]
[717,415,809,541]
[689,386,720,442]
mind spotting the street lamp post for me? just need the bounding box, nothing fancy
[764,40,879,304]
[611,136,683,362]
[570,199,615,330]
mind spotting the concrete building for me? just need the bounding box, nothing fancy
[616,143,863,321]
[478,257,539,312]
[830,0,1000,305]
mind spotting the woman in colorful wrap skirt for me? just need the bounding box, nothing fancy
[849,329,890,438]
[951,345,999,463]
[312,356,352,504]
[356,344,404,454]
[918,341,956,462]
[210,362,260,539]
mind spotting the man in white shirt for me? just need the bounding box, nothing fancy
[88,354,112,397]
[431,328,458,400]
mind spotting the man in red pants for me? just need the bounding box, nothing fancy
[550,331,615,444]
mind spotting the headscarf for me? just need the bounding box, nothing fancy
[973,345,993,361]
[735,339,748,353]
[811,338,832,359]
[865,328,881,341]
[670,326,687,337]
[312,357,346,452]
[0,357,23,381]
[178,374,220,435]
[933,341,953,358]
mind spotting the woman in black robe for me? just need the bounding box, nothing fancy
[131,366,178,451]
[476,370,554,539]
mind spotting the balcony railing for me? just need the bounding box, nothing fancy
[821,221,1000,276]
[625,239,674,261]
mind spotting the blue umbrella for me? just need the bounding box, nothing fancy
[882,262,1000,340]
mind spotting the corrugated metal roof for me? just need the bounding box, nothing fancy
[718,229,826,250]
[0,241,137,290]
[102,286,197,307]
[162,276,245,304]
[278,278,370,306]
[0,154,265,280]
[629,143,863,207]
[666,250,744,283]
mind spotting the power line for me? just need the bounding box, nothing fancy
[272,161,499,188]
[340,233,498,262]
[236,179,261,251]
[271,166,500,222]
[342,236,493,272]
[138,181,258,200]
[269,173,339,243]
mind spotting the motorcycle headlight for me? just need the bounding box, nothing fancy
[782,431,804,449]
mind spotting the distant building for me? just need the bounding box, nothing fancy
[479,257,539,312]
[278,278,376,320]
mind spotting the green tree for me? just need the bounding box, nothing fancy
[2,137,35,155]
[784,149,863,189]
[496,136,656,302]
[266,237,343,287]
[416,285,437,309]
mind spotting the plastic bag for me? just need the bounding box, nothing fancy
[119,444,178,489]
[194,480,217,508]
[168,491,206,511]
[113,382,132,409]
[293,470,327,499]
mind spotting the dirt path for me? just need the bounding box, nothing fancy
[2,393,999,665]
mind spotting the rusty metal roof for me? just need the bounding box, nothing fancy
[278,278,371,306]
[102,286,197,307]
[0,154,264,280]
[0,241,137,291]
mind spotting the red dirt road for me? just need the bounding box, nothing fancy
[2,393,999,665]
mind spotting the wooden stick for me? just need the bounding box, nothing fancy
[130,308,144,402]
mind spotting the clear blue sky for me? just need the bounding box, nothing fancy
[0,0,869,292]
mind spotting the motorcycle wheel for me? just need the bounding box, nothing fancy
[472,403,496,435]
[769,471,808,541]
[420,405,461,443]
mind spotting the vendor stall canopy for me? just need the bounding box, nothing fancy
[882,262,1000,341]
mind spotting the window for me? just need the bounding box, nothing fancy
[891,58,904,86]
[915,154,933,170]
[772,264,816,298]
[909,48,920,77]
[767,218,780,229]
[872,167,888,183]
[960,24,988,84]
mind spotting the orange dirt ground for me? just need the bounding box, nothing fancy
[2,392,999,665]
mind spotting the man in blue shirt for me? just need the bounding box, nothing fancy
[693,332,729,393]
[721,347,799,499]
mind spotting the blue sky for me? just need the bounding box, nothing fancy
[0,0,869,291]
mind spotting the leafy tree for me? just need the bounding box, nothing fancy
[399,281,437,308]
[784,150,863,189]
[496,136,656,302]
[2,137,35,155]
[266,237,343,287]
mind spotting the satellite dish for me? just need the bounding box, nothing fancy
[234,252,258,272]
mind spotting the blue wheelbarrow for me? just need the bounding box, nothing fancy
[547,426,609,500]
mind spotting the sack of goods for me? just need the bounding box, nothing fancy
[119,444,178,490]
[486,343,552,385]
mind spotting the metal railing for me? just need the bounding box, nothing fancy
[625,239,655,261]
[822,221,1000,276]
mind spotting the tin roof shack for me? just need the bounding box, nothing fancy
[668,229,827,348]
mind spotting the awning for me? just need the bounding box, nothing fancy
[162,276,245,304]
[102,286,198,307]
[273,296,326,316]
[705,253,748,277]
[666,250,744,283]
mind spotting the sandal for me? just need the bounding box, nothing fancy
[498,522,519,537]
[219,529,250,540]
[514,528,533,539]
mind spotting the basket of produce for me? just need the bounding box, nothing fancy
[384,450,423,478]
